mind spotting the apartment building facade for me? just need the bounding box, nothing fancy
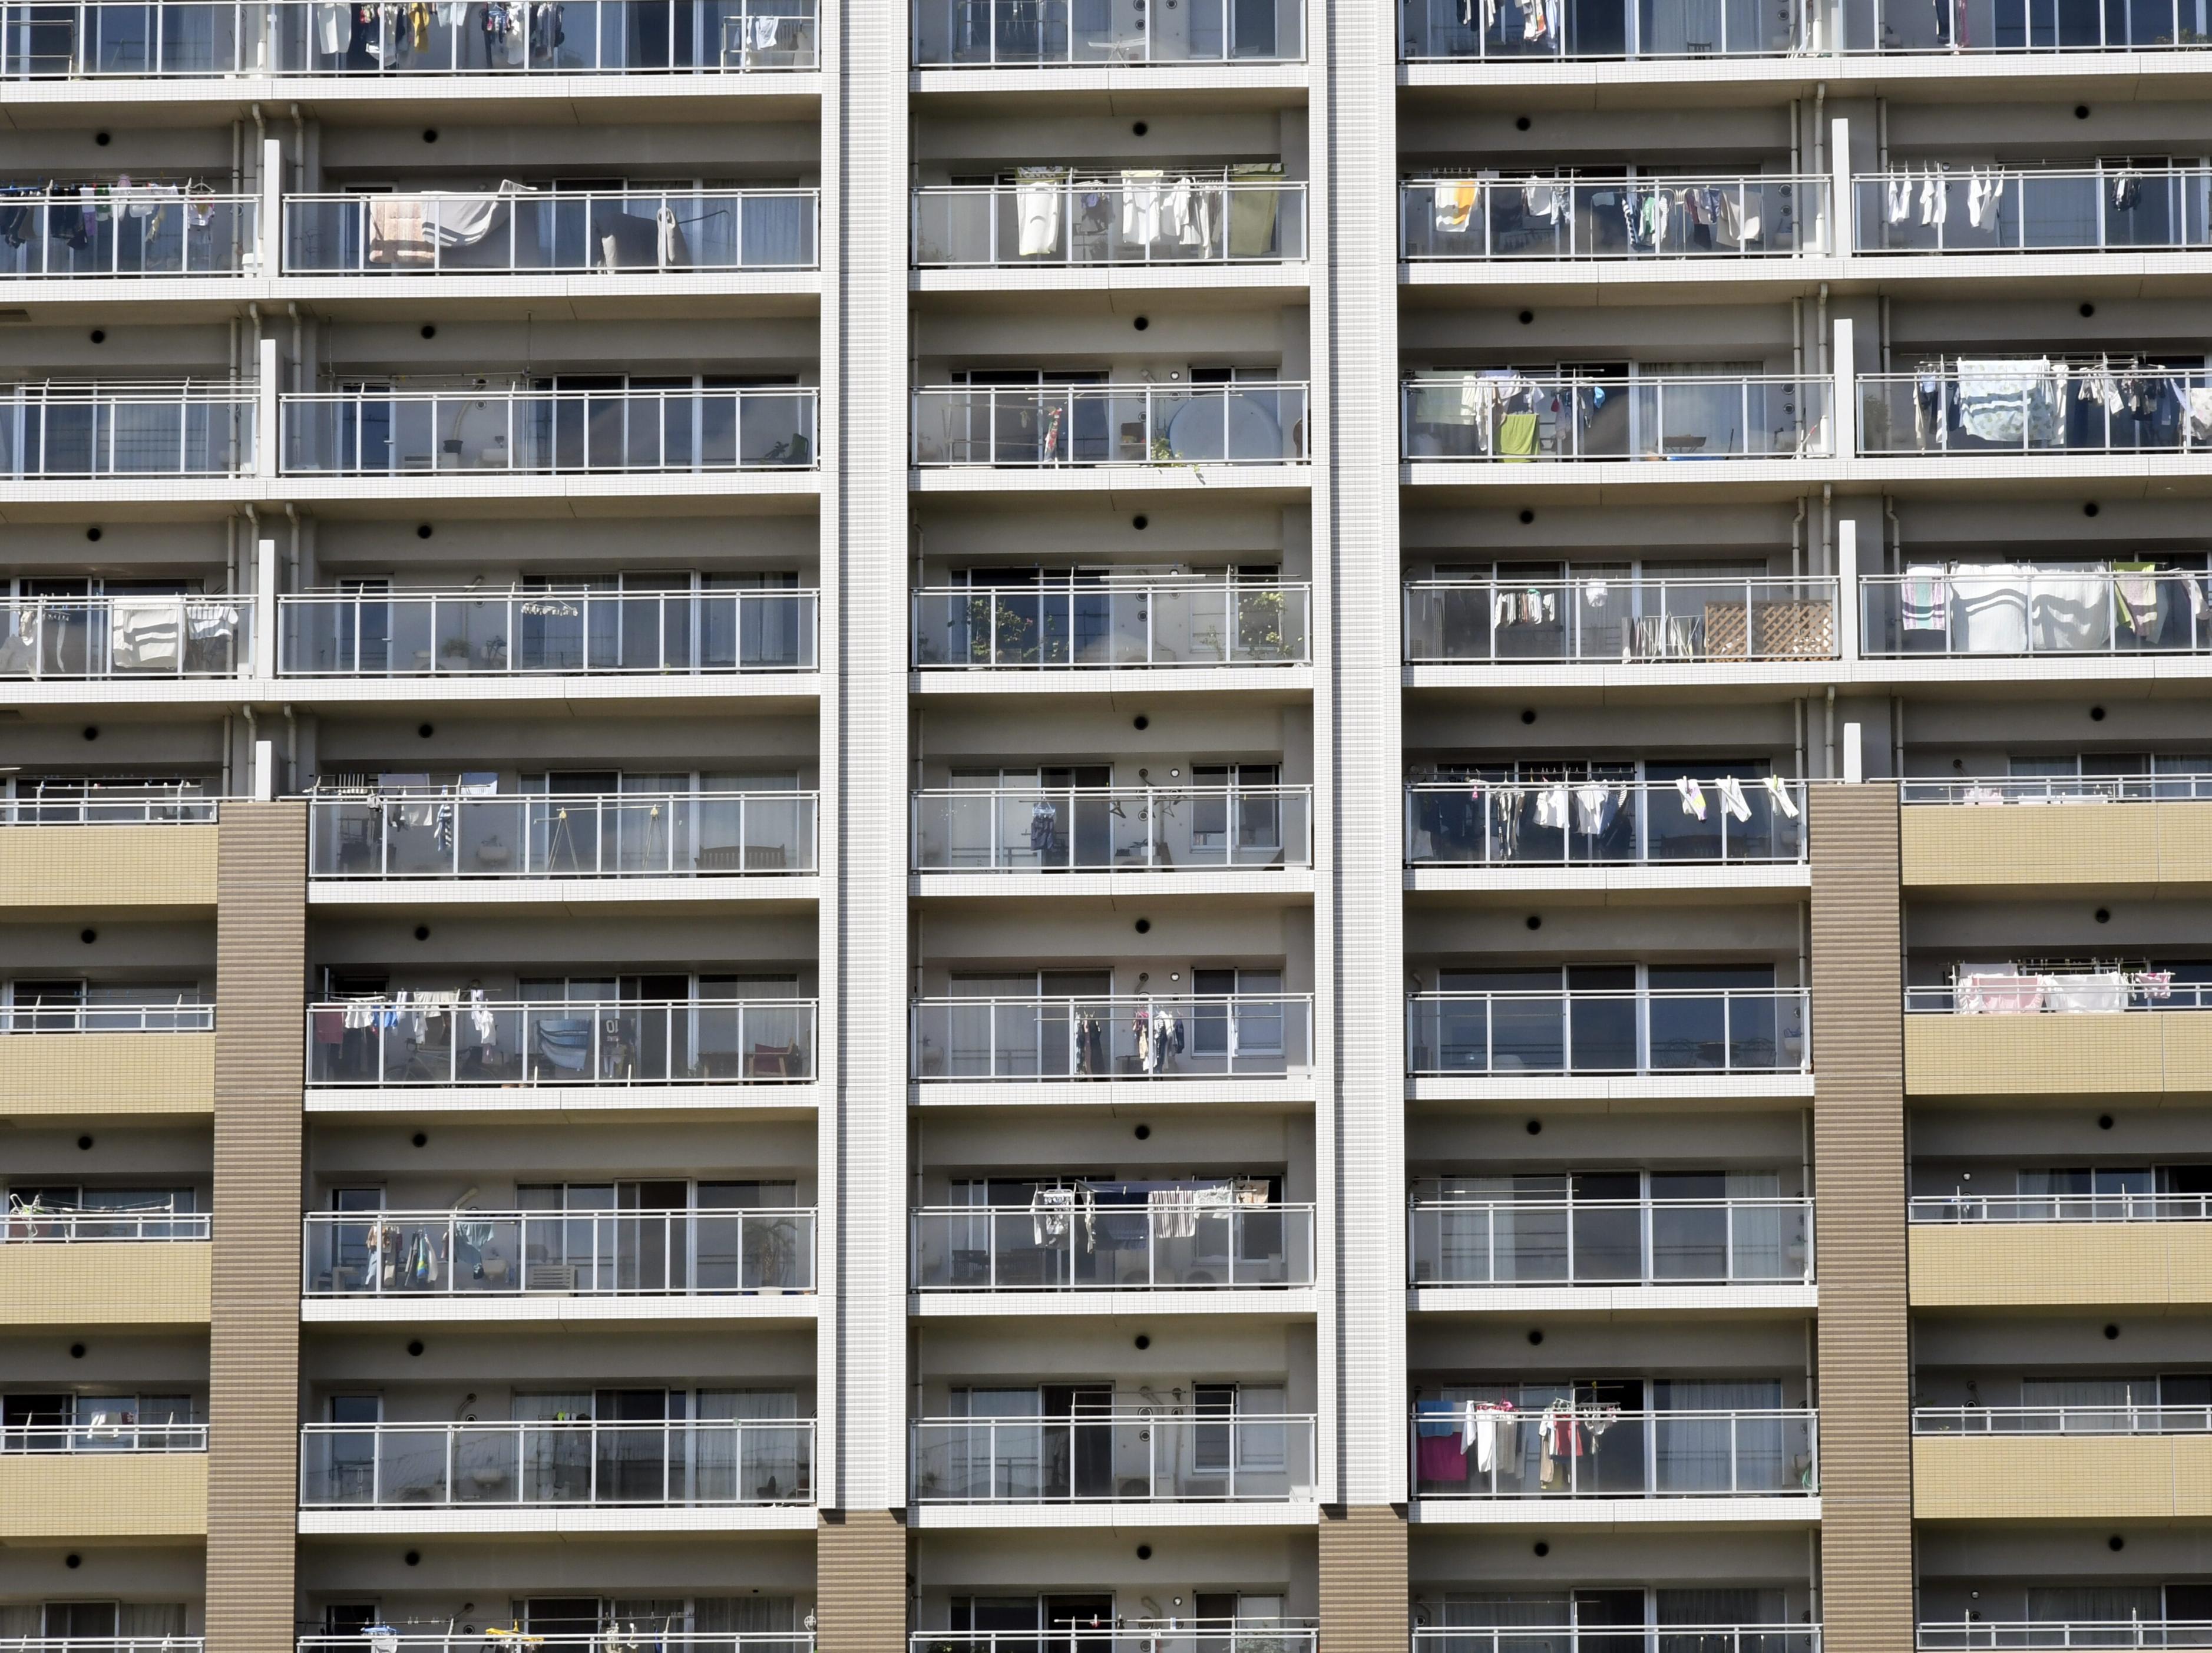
[2,0,2210,1648]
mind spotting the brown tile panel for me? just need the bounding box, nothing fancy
[1809,784,1913,1653]
[0,1032,215,1118]
[208,804,307,1653]
[0,1453,207,1539]
[1911,1221,2212,1308]
[1915,1434,2212,1520]
[816,1510,905,1653]
[0,1240,211,1326]
[1319,1506,1408,1653]
[0,824,217,908]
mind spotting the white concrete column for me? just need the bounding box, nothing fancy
[255,335,278,479]
[254,536,277,679]
[1837,517,1860,663]
[1832,316,1857,458]
[1829,117,1851,255]
[259,136,282,274]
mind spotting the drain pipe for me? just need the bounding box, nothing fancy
[1824,685,1837,780]
[1816,282,1830,381]
[284,501,301,592]
[289,303,303,394]
[1820,484,1833,581]
[1790,496,1806,582]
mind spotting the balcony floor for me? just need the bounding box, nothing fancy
[1408,1072,1814,1108]
[308,875,822,909]
[911,1076,1314,1109]
[301,1293,818,1325]
[297,1505,817,1535]
[907,1499,1322,1529]
[1410,1283,1817,1317]
[305,1081,822,1118]
[1408,1494,1820,1526]
[911,1286,1318,1318]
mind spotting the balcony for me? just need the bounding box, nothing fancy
[914,0,1304,67]
[0,785,217,824]
[1407,989,1809,1077]
[1903,976,2212,1099]
[910,1414,1315,1506]
[1912,1419,2212,1521]
[1400,0,1801,59]
[913,181,1304,267]
[0,804,218,912]
[308,791,816,882]
[0,0,816,76]
[1901,781,2212,890]
[1404,578,1837,665]
[1919,1404,2212,1436]
[4,1002,212,1033]
[279,589,816,677]
[303,1207,815,1299]
[0,596,251,680]
[1409,1197,1813,1288]
[0,194,258,277]
[306,1641,809,1653]
[912,383,1308,468]
[0,1429,207,1539]
[913,786,1311,875]
[1401,375,1829,463]
[2,1421,206,1453]
[1859,367,2212,459]
[1406,778,1808,871]
[1416,1633,1818,1653]
[1402,177,1827,261]
[5,1208,209,1242]
[910,994,1312,1082]
[1861,570,2211,660]
[284,189,818,275]
[0,1001,216,1118]
[1853,167,2212,256]
[0,385,254,478]
[918,1634,1311,1653]
[1916,1624,2212,1650]
[912,1202,1315,1291]
[1909,1194,2212,1309]
[1411,1406,1818,1504]
[0,1211,211,1326]
[297,1419,814,1511]
[305,997,815,1087]
[280,387,817,475]
[912,582,1309,670]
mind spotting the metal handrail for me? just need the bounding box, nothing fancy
[1853,166,2212,253]
[280,386,818,474]
[1915,1404,2212,1434]
[1403,373,1830,462]
[305,997,816,1086]
[297,1418,815,1506]
[1402,577,1839,664]
[912,180,1304,266]
[914,1632,1314,1653]
[1901,775,2212,804]
[0,1004,212,1033]
[1915,1622,2212,1649]
[279,588,817,676]
[283,189,819,274]
[1859,569,2212,658]
[912,382,1309,466]
[1409,1196,1814,1285]
[910,1413,1317,1503]
[0,1421,206,1452]
[1402,176,1827,259]
[3,1209,209,1242]
[1859,367,2212,456]
[0,385,256,477]
[302,1208,816,1294]
[1399,0,1804,57]
[1410,1406,1819,1499]
[0,594,253,679]
[911,581,1310,669]
[1413,1629,1820,1653]
[911,785,1312,871]
[0,193,259,277]
[1,1642,209,1653]
[1406,987,1811,1076]
[1904,978,2207,1014]
[910,993,1314,1081]
[912,1202,1316,1289]
[297,1640,812,1653]
[308,791,818,878]
[0,788,217,824]
[1405,777,1809,866]
[912,0,1304,66]
[1910,1192,2212,1223]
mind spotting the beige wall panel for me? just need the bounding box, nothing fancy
[1319,1506,1408,1653]
[1911,1221,2212,1308]
[816,1510,906,1653]
[207,804,307,1653]
[0,1452,207,1539]
[1809,785,1914,1653]
[1902,805,2157,887]
[0,1033,216,1116]
[1916,1434,2212,1520]
[0,825,217,909]
[1905,1014,2167,1097]
[0,1240,210,1325]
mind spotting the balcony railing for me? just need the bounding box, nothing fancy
[916,1629,1313,1653]
[1403,374,1829,462]
[0,786,217,824]
[1403,177,1824,260]
[0,596,251,679]
[913,786,1311,872]
[1407,988,1809,1076]
[1,1421,206,1452]
[300,1639,811,1653]
[913,181,1304,266]
[1400,0,1801,59]
[911,1413,1315,1503]
[279,589,816,676]
[1859,367,2212,457]
[303,1208,815,1295]
[280,387,816,474]
[1416,1628,1820,1653]
[1916,1404,2212,1435]
[1905,976,2208,1016]
[1843,0,2212,51]
[912,383,1307,467]
[306,997,815,1086]
[911,994,1312,1081]
[5,1642,209,1653]
[1860,571,2212,658]
[1406,778,1808,867]
[1853,167,2212,254]
[1,1003,211,1033]
[912,1203,1315,1290]
[0,0,816,75]
[1404,577,1838,664]
[284,189,818,274]
[1917,1622,2212,1650]
[0,385,255,477]
[914,0,1303,65]
[4,1208,209,1242]
[912,582,1309,669]
[0,194,258,277]
[1411,1406,1817,1499]
[309,791,816,878]
[1910,1192,2212,1223]
[1410,1198,1813,1286]
[299,1419,814,1507]
[1902,775,2212,804]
